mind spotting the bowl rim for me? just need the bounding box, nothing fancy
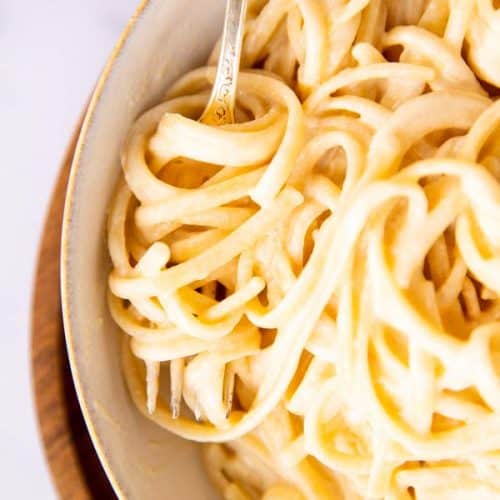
[60,1,149,497]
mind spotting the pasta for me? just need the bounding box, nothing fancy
[107,1,500,498]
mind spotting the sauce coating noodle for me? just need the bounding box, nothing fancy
[108,1,500,498]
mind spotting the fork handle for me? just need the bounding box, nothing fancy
[200,0,247,126]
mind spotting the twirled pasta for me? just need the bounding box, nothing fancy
[107,1,500,498]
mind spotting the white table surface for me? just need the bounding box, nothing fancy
[1,1,138,497]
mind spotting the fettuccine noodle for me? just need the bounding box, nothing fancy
[107,1,500,498]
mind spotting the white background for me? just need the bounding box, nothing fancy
[1,1,138,497]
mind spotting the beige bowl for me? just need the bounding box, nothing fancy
[61,1,224,498]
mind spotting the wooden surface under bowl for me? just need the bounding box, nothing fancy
[31,119,116,499]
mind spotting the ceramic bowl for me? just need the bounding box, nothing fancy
[61,1,224,498]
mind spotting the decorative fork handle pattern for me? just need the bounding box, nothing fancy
[200,0,247,126]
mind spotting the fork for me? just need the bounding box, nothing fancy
[170,0,247,420]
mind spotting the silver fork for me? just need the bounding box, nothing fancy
[170,0,247,420]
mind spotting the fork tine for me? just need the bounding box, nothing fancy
[170,358,185,419]
[146,361,160,414]
[223,363,236,418]
[194,405,203,422]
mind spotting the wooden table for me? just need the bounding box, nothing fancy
[31,121,117,499]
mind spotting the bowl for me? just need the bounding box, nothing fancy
[61,1,225,498]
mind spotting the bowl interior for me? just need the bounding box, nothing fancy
[61,1,224,498]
